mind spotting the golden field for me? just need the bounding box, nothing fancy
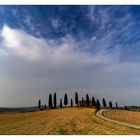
[0,108,140,135]
[103,109,140,126]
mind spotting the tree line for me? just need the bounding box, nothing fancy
[38,92,119,110]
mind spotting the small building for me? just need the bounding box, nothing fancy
[77,100,94,107]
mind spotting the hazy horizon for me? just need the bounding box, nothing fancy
[0,5,140,107]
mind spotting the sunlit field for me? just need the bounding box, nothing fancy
[103,109,140,126]
[0,108,140,135]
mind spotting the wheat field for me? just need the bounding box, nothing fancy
[0,108,140,135]
[103,109,140,126]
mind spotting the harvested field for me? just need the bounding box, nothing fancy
[0,108,140,135]
[103,109,140,126]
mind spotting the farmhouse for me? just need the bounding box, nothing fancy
[77,100,93,107]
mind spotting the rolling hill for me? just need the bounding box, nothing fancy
[0,108,140,134]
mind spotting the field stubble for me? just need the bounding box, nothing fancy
[103,109,140,126]
[0,108,140,134]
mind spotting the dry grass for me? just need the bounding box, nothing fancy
[103,109,140,126]
[0,108,140,135]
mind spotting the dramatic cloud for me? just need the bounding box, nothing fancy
[0,6,140,107]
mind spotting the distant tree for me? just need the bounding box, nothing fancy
[44,104,47,109]
[82,97,84,107]
[60,98,63,108]
[71,98,73,107]
[54,93,57,108]
[102,98,107,108]
[38,99,41,109]
[75,92,78,105]
[86,94,90,107]
[92,97,96,107]
[64,93,68,106]
[124,105,129,110]
[116,102,118,109]
[48,93,53,108]
[109,101,113,108]
[96,99,100,110]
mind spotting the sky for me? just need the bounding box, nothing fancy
[0,5,140,107]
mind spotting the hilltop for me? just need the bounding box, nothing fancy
[0,108,140,135]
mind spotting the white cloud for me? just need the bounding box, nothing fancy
[1,25,140,107]
[1,25,53,60]
[91,36,96,41]
[0,25,114,65]
[50,18,61,29]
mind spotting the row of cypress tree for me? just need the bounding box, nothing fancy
[38,92,118,110]
[38,93,72,109]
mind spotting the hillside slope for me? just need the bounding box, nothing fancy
[102,109,140,126]
[0,108,140,134]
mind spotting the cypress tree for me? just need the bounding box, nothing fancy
[92,97,96,107]
[86,94,90,107]
[44,104,47,109]
[102,98,107,108]
[75,92,78,105]
[109,101,113,108]
[116,102,118,109]
[54,93,57,108]
[71,98,73,107]
[38,99,41,109]
[64,93,68,106]
[82,97,84,107]
[48,93,53,108]
[60,98,63,108]
[96,99,100,110]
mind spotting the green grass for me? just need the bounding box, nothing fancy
[59,128,67,135]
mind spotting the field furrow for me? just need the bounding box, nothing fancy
[0,108,140,134]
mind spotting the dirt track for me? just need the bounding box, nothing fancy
[0,108,140,134]
[96,109,140,130]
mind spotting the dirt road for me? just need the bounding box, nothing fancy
[0,108,140,134]
[96,109,140,130]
